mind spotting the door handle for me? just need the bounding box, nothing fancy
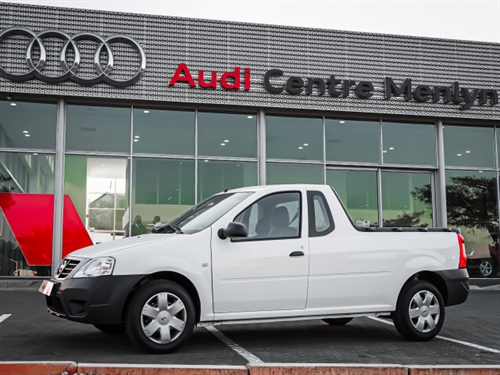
[289,251,304,257]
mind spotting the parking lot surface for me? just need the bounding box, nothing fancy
[0,288,499,365]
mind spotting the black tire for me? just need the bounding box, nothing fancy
[322,318,353,326]
[93,323,125,333]
[125,280,195,354]
[393,280,444,341]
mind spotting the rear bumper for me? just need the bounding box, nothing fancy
[436,268,470,306]
[44,275,143,325]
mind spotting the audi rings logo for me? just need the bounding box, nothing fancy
[0,27,147,87]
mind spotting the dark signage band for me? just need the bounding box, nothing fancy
[0,27,147,87]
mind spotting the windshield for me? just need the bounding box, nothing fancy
[165,192,253,234]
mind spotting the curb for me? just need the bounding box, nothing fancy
[247,363,407,375]
[1,363,499,375]
[0,361,77,375]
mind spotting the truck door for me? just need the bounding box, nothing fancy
[211,190,309,314]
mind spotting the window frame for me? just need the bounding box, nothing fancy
[307,190,335,237]
[232,191,303,242]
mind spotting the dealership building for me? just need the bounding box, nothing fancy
[0,2,499,278]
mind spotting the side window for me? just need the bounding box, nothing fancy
[308,191,334,237]
[234,191,301,240]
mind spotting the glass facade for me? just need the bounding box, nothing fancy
[443,124,499,278]
[326,119,379,164]
[0,101,57,150]
[381,171,432,227]
[326,169,378,227]
[66,105,131,153]
[133,109,194,156]
[382,122,436,166]
[0,99,499,279]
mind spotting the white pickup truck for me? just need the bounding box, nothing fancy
[40,184,469,353]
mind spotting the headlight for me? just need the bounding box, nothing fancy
[73,257,115,278]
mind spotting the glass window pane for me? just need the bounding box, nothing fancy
[0,152,55,277]
[382,122,436,166]
[381,171,432,227]
[132,158,195,234]
[267,163,323,184]
[0,101,56,150]
[198,112,256,158]
[444,125,495,168]
[198,160,257,201]
[267,116,323,161]
[445,170,498,278]
[326,119,379,163]
[326,169,378,227]
[66,105,131,153]
[234,192,301,240]
[64,156,129,244]
[133,109,194,155]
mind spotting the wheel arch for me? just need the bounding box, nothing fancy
[400,271,448,305]
[122,271,202,323]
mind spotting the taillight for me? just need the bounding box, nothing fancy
[457,233,467,268]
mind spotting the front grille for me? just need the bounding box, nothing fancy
[55,259,81,279]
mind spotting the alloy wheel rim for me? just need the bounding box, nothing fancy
[140,292,187,344]
[408,290,440,333]
[479,261,493,276]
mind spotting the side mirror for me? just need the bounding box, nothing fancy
[218,222,248,240]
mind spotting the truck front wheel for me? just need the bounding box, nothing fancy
[125,280,195,353]
[393,280,444,341]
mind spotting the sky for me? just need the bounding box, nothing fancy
[2,0,500,43]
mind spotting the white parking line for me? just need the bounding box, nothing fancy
[367,316,500,354]
[0,314,12,323]
[206,326,263,363]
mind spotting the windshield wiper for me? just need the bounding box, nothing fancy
[152,224,183,234]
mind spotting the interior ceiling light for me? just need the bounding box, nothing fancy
[10,103,17,107]
[298,146,303,149]
[389,147,394,150]
[247,116,253,119]
[143,110,149,113]
[133,139,139,142]
[465,150,471,153]
[303,143,309,146]
[23,130,28,133]
[224,139,229,143]
[457,154,462,156]
[25,134,30,137]
[220,143,225,146]
[134,135,140,139]
[383,150,387,153]
[339,120,345,124]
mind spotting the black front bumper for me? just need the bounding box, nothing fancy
[45,275,143,325]
[436,268,470,306]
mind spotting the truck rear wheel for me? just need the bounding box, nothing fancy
[393,280,444,341]
[125,280,195,353]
